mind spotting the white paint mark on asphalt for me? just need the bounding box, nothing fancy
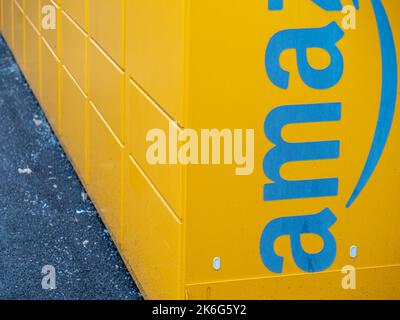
[18,168,33,175]
[33,118,43,126]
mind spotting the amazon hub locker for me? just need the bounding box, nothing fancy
[1,0,399,299]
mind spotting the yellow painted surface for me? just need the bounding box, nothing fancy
[60,66,87,180]
[186,265,400,300]
[126,79,182,218]
[87,102,123,247]
[180,0,400,299]
[2,0,12,47]
[14,0,21,10]
[41,0,59,56]
[60,11,87,93]
[88,0,124,68]
[12,0,23,66]
[24,17,40,96]
[62,0,86,31]
[24,0,39,31]
[88,39,124,142]
[124,155,183,299]
[0,0,2,32]
[1,0,400,300]
[41,38,59,132]
[126,0,184,125]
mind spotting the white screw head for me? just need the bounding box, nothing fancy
[350,246,358,259]
[213,257,221,271]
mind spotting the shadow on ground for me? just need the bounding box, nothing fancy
[0,35,141,300]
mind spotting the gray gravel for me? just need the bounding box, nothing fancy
[0,35,141,300]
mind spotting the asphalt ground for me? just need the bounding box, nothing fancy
[0,34,141,300]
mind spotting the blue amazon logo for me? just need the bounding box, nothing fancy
[261,0,398,274]
[347,0,398,207]
[269,0,360,11]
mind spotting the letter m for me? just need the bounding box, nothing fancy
[264,103,341,201]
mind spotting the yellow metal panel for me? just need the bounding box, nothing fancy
[88,0,124,68]
[12,0,23,67]
[87,102,123,246]
[41,39,60,132]
[124,155,183,300]
[0,0,3,32]
[186,265,400,300]
[126,79,182,219]
[25,0,39,31]
[3,0,400,300]
[60,11,87,93]
[14,0,22,11]
[88,40,123,142]
[24,17,40,97]
[126,0,184,125]
[2,0,12,47]
[41,0,59,56]
[181,0,400,299]
[60,66,87,180]
[62,0,86,31]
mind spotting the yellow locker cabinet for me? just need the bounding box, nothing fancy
[1,0,400,300]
